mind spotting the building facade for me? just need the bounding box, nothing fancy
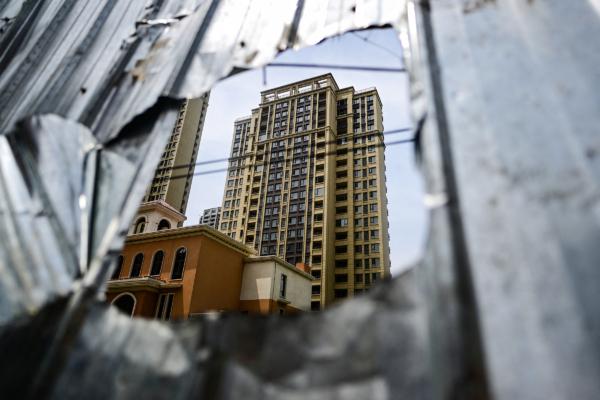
[142,94,210,216]
[199,207,221,229]
[108,220,312,318]
[218,74,390,310]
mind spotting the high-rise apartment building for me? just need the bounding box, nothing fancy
[218,74,390,310]
[142,94,210,215]
[199,207,221,229]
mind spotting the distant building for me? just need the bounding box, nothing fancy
[142,94,210,217]
[129,95,209,235]
[218,74,390,310]
[199,207,221,229]
[108,205,312,318]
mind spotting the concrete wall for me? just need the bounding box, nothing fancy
[241,260,312,312]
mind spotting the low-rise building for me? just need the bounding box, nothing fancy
[107,219,312,319]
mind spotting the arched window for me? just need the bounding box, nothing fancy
[150,250,164,276]
[171,247,187,279]
[111,255,124,280]
[112,293,136,316]
[134,217,146,234]
[130,253,143,277]
[157,219,171,230]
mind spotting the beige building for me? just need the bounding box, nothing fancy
[218,74,390,310]
[142,94,210,216]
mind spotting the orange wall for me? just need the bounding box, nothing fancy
[114,232,246,319]
[106,290,158,318]
[189,236,245,314]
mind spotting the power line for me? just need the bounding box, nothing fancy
[267,62,405,73]
[160,135,415,182]
[157,127,412,173]
[350,32,404,62]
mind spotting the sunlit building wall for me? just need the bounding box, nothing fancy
[219,74,390,309]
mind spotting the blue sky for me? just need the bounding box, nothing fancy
[185,28,427,275]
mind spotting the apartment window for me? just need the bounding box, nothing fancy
[372,258,380,267]
[312,255,322,264]
[111,255,124,280]
[369,203,378,212]
[133,217,146,234]
[336,218,348,227]
[150,250,164,276]
[155,293,174,320]
[371,244,380,253]
[312,269,321,278]
[355,245,363,253]
[315,187,324,197]
[335,259,348,268]
[336,206,347,214]
[171,248,187,279]
[370,216,379,224]
[371,230,379,238]
[280,274,288,298]
[335,232,348,240]
[355,274,364,283]
[311,301,321,311]
[334,289,348,298]
[312,285,321,295]
[335,274,348,283]
[335,245,347,254]
[355,259,363,268]
[130,253,143,277]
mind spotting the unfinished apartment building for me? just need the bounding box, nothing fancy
[218,74,390,310]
